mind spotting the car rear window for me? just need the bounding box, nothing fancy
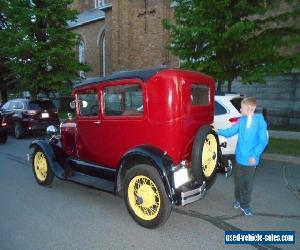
[29,101,55,110]
[191,84,210,106]
[230,97,243,112]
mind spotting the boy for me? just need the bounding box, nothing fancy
[215,97,268,216]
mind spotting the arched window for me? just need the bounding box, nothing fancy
[95,0,105,8]
[79,40,86,78]
[99,31,106,77]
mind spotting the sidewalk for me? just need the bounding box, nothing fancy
[269,130,300,140]
[263,130,300,165]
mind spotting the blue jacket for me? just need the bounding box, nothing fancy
[217,113,268,167]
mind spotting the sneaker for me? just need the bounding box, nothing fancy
[233,201,240,209]
[241,207,253,216]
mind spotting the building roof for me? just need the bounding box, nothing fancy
[68,8,106,29]
[74,67,168,88]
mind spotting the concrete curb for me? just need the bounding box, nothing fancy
[262,153,300,165]
[269,130,300,140]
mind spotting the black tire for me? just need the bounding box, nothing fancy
[0,133,7,144]
[14,121,23,139]
[192,125,219,188]
[32,147,54,186]
[123,164,172,228]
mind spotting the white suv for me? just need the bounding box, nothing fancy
[214,93,243,160]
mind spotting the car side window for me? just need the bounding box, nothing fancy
[77,90,99,117]
[103,84,143,116]
[214,101,228,115]
[16,102,24,110]
[10,101,18,110]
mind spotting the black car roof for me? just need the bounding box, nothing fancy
[74,67,167,89]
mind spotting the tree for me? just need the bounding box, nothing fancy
[0,0,90,97]
[164,0,300,92]
[0,5,17,103]
[0,57,17,103]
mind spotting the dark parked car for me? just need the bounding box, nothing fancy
[0,111,8,143]
[0,99,60,138]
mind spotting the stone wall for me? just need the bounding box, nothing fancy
[224,73,300,127]
[111,0,178,73]
[70,0,94,13]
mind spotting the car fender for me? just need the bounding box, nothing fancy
[118,145,174,202]
[29,140,67,179]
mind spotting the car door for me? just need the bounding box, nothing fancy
[13,101,25,120]
[100,80,145,168]
[75,87,105,165]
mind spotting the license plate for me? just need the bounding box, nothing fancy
[41,113,49,118]
[173,168,189,189]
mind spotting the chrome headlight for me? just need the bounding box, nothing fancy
[46,125,58,136]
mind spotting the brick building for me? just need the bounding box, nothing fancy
[68,0,178,78]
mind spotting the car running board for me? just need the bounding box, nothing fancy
[64,171,115,193]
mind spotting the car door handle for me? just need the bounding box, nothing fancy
[94,121,101,124]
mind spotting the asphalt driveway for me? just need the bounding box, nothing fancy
[0,136,299,250]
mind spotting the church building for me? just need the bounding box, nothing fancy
[68,0,178,78]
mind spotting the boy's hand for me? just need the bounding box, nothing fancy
[211,124,218,132]
[249,157,256,166]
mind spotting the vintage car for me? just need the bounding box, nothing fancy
[29,68,231,228]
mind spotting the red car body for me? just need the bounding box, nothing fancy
[30,68,228,228]
[61,69,214,167]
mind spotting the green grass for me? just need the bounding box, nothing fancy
[268,125,300,132]
[266,138,300,157]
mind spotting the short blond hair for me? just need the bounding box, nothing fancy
[241,97,257,111]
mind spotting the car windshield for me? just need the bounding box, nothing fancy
[29,100,55,110]
[230,97,243,113]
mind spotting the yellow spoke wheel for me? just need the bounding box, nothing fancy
[202,133,218,178]
[32,148,54,186]
[34,151,48,182]
[124,165,171,228]
[128,175,161,221]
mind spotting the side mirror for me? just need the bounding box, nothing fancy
[70,100,76,109]
[67,113,73,120]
